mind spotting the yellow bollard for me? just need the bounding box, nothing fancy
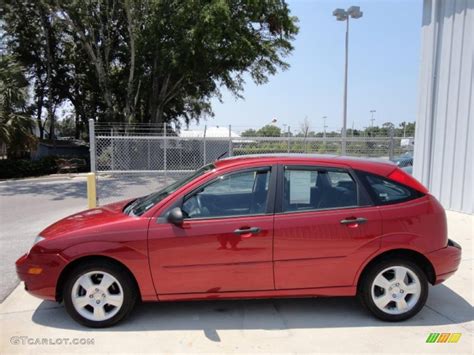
[87,173,97,209]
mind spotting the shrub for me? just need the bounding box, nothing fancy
[0,156,58,179]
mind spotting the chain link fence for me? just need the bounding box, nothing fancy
[90,121,413,205]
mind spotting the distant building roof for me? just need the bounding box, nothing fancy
[179,126,240,138]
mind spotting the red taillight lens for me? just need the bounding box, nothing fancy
[387,168,428,194]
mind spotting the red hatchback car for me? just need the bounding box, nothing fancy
[16,155,461,327]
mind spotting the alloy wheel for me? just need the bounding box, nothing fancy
[371,266,421,315]
[71,271,124,321]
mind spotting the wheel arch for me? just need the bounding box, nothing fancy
[55,255,141,302]
[356,248,436,290]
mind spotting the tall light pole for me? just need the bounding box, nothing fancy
[322,116,328,139]
[370,109,376,127]
[333,6,363,155]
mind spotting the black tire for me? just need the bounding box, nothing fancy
[63,260,138,328]
[358,258,428,321]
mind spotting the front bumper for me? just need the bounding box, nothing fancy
[16,252,68,301]
[427,239,462,285]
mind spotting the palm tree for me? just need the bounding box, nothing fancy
[0,55,37,158]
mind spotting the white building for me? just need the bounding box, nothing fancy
[414,0,473,214]
[179,126,240,138]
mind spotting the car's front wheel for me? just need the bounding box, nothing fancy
[63,261,137,327]
[359,259,428,321]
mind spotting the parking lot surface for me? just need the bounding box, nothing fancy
[0,209,471,353]
[0,174,171,301]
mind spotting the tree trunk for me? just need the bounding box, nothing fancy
[48,104,55,140]
[36,94,44,140]
[75,112,80,139]
[67,91,86,140]
[95,59,115,121]
[124,0,136,124]
[59,11,116,122]
[40,9,55,140]
[149,55,160,123]
[156,106,164,125]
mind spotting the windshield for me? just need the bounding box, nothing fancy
[124,163,215,216]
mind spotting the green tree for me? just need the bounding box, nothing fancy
[399,121,415,137]
[241,128,258,137]
[257,124,281,137]
[3,0,298,134]
[381,122,395,136]
[0,56,37,158]
[56,115,76,138]
[2,0,69,140]
[53,0,298,125]
[137,0,299,126]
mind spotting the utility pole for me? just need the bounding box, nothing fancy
[370,109,376,128]
[322,116,328,139]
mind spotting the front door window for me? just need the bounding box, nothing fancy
[182,168,271,218]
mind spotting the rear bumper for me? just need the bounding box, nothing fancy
[16,252,67,301]
[427,239,462,285]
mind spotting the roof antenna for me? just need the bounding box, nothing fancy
[217,151,228,160]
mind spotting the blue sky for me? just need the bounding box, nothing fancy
[190,0,423,133]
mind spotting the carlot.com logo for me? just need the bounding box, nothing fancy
[426,333,462,343]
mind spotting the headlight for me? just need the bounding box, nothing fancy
[32,236,45,247]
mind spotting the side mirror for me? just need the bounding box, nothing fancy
[168,207,184,225]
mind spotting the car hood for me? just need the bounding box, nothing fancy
[39,199,134,239]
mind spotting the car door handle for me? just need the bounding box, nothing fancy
[340,217,367,225]
[234,227,261,237]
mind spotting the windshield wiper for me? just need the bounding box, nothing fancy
[123,196,147,215]
[130,192,168,216]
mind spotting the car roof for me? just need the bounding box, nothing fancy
[214,154,397,177]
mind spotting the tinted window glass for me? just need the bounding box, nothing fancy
[182,169,270,218]
[328,171,356,189]
[362,173,417,204]
[283,168,358,212]
[125,163,215,216]
[204,172,256,194]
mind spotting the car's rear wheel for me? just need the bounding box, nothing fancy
[63,261,137,327]
[359,259,428,321]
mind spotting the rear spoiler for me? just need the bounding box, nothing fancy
[387,167,428,194]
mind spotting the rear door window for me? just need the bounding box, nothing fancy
[282,167,358,212]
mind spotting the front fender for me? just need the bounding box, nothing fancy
[60,241,157,301]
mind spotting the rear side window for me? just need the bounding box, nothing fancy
[358,171,422,205]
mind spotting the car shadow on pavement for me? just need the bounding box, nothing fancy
[32,284,473,341]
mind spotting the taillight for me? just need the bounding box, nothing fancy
[387,168,429,194]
